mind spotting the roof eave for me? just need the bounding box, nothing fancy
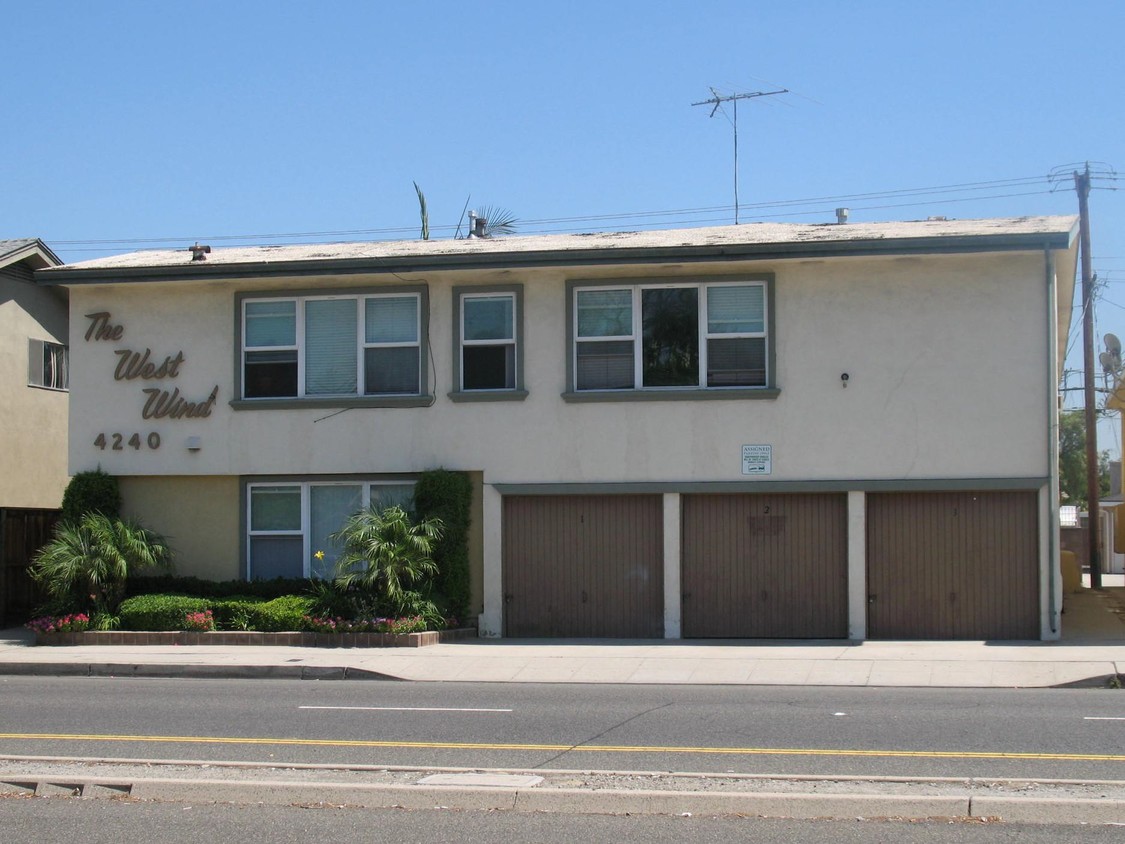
[2,238,62,271]
[36,229,1078,286]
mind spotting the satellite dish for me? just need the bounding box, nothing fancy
[1101,351,1117,374]
[1106,333,1122,357]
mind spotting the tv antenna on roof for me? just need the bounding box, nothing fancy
[693,86,787,225]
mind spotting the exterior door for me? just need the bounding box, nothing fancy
[681,493,849,638]
[503,495,664,638]
[866,491,1040,640]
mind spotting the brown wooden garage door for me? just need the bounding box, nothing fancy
[503,495,664,638]
[681,493,848,638]
[866,491,1039,640]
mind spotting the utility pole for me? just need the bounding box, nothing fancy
[693,88,786,224]
[1075,163,1102,589]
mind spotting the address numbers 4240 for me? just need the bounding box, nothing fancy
[94,432,161,451]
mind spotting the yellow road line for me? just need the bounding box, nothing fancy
[0,733,1123,763]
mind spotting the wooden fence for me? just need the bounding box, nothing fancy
[0,508,59,627]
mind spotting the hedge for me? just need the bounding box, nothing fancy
[413,469,473,620]
[126,575,312,601]
[119,594,211,631]
[119,593,315,631]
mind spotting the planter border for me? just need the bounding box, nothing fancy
[34,627,477,649]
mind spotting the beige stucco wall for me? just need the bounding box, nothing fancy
[118,476,241,581]
[65,251,1053,486]
[0,278,69,508]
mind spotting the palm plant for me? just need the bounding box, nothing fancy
[330,505,443,608]
[30,513,173,613]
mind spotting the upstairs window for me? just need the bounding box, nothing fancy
[461,293,515,390]
[241,290,425,401]
[572,279,770,393]
[451,285,526,400]
[28,339,69,391]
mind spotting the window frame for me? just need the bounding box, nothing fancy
[234,286,431,410]
[564,275,779,402]
[28,338,69,391]
[450,284,528,402]
[244,478,417,580]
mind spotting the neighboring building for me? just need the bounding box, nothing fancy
[38,216,1078,640]
[1,238,67,624]
[1,238,68,507]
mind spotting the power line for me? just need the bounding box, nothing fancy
[47,173,1072,254]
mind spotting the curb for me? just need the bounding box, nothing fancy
[2,774,1124,823]
[0,663,404,681]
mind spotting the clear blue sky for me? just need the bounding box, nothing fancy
[4,1,1124,443]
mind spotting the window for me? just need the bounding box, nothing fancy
[239,288,428,405]
[570,278,773,397]
[247,480,416,580]
[28,339,69,390]
[451,285,527,400]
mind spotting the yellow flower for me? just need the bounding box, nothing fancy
[314,550,325,560]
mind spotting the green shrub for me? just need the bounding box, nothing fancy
[251,595,316,631]
[61,468,122,523]
[126,575,312,600]
[413,469,473,619]
[212,595,314,632]
[119,593,316,632]
[30,513,173,614]
[331,505,443,607]
[119,594,210,631]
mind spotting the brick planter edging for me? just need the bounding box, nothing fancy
[35,627,477,648]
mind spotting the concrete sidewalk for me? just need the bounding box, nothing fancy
[1,586,1123,688]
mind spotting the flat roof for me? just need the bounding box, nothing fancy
[39,215,1079,284]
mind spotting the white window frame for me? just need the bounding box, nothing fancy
[572,280,770,392]
[246,480,417,579]
[459,291,517,392]
[240,292,423,400]
[28,339,69,391]
[362,293,422,396]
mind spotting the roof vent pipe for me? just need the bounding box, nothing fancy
[471,213,487,239]
[835,207,849,225]
[189,242,211,261]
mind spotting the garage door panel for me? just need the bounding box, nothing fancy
[866,491,1039,640]
[682,493,848,638]
[503,495,663,638]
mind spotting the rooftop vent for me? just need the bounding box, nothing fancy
[835,207,849,224]
[189,243,212,261]
[467,211,488,239]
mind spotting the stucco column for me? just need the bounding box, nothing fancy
[663,492,682,639]
[478,483,504,638]
[847,490,867,641]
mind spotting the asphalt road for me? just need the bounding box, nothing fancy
[3,795,1124,844]
[1,677,1123,780]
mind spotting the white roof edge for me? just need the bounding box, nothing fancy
[44,215,1079,274]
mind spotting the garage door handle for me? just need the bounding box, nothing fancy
[868,594,877,604]
[504,593,513,605]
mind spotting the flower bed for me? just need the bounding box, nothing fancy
[33,627,478,648]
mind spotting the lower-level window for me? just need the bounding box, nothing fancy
[247,480,415,580]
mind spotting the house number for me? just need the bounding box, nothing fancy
[94,432,161,451]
